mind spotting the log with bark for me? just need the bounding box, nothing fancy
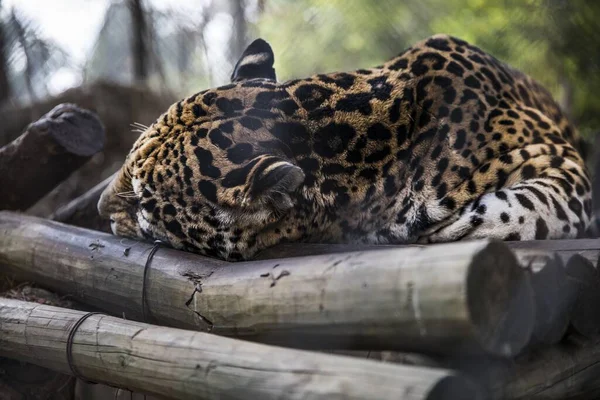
[0,103,105,210]
[527,255,577,346]
[332,333,600,400]
[0,211,534,357]
[564,254,600,337]
[0,298,483,400]
[259,240,596,344]
[0,82,175,217]
[375,334,600,399]
[501,333,600,399]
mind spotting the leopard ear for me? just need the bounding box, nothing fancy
[230,38,277,82]
[232,156,304,212]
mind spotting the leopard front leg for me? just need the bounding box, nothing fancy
[419,157,592,243]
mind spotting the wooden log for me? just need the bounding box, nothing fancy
[0,298,483,400]
[258,239,600,266]
[0,103,105,210]
[51,172,115,232]
[334,335,600,400]
[527,255,577,346]
[0,211,534,357]
[333,336,600,400]
[565,254,600,337]
[262,241,598,346]
[257,242,413,260]
[329,350,443,368]
[502,333,600,399]
[0,357,75,399]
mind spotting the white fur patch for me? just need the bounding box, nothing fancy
[238,53,269,67]
[216,209,234,225]
[137,210,151,233]
[110,220,118,235]
[132,177,143,196]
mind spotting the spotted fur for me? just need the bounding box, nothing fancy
[98,35,592,261]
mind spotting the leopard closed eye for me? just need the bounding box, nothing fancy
[98,34,592,261]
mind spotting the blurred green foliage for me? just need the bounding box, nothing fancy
[254,0,600,135]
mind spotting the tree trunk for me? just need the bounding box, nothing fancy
[129,0,148,84]
[0,5,11,105]
[229,0,247,62]
[0,103,105,210]
[10,10,35,102]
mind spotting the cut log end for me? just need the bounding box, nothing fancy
[566,253,600,337]
[427,374,483,400]
[28,103,105,157]
[529,255,575,346]
[467,241,535,357]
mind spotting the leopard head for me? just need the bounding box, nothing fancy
[98,39,306,260]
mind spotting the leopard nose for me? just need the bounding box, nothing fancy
[97,189,112,217]
[97,186,126,218]
[109,218,117,235]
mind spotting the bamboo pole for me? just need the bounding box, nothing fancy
[0,211,534,357]
[0,298,482,400]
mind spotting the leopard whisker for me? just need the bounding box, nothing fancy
[130,122,150,130]
[123,167,133,181]
[115,191,139,199]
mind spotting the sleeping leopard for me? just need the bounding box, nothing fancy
[98,34,592,261]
